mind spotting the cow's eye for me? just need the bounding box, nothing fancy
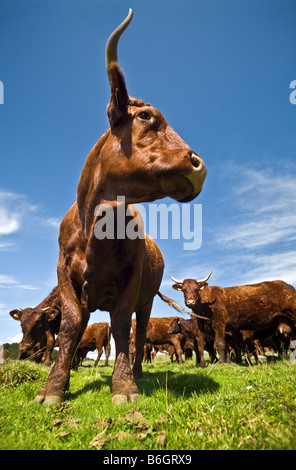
[138,111,151,120]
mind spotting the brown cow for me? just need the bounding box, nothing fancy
[0,349,8,364]
[152,343,177,362]
[168,317,217,366]
[169,272,296,363]
[242,321,296,363]
[132,317,186,364]
[9,286,61,366]
[34,10,206,406]
[72,322,111,369]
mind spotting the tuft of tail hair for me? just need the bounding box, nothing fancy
[157,291,191,315]
[157,291,209,321]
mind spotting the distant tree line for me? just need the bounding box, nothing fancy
[3,343,19,360]
[2,343,58,361]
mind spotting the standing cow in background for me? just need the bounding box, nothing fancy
[35,9,207,406]
[168,317,217,366]
[132,317,186,364]
[72,322,111,369]
[9,286,61,366]
[169,272,296,363]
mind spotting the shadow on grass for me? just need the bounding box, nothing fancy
[67,378,111,400]
[136,369,219,398]
[68,367,219,401]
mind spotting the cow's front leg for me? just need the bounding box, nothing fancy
[133,299,153,379]
[35,260,89,405]
[35,300,89,405]
[111,309,140,404]
[214,326,228,363]
[42,330,55,367]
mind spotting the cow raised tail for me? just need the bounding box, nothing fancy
[157,292,208,320]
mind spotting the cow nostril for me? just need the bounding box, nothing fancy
[189,152,203,170]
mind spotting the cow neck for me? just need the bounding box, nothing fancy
[77,130,110,239]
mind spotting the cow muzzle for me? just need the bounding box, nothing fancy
[19,349,30,360]
[182,152,207,202]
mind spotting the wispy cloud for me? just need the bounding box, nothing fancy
[220,215,296,249]
[0,242,17,251]
[218,166,296,251]
[0,189,61,249]
[0,274,38,291]
[0,303,9,317]
[4,333,23,344]
[203,164,296,287]
[0,191,34,236]
[240,251,296,286]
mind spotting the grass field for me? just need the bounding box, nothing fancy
[0,355,296,450]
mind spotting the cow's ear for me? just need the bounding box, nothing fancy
[107,63,130,129]
[47,309,59,321]
[199,282,208,291]
[172,284,183,291]
[9,309,22,321]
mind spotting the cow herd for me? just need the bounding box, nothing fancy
[9,273,296,374]
[5,10,296,405]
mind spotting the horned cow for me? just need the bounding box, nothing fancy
[9,286,61,366]
[34,10,207,406]
[168,272,296,363]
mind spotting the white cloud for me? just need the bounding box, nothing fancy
[44,217,61,229]
[220,214,296,249]
[7,333,22,344]
[0,242,17,251]
[210,250,296,287]
[0,274,38,291]
[0,190,36,238]
[0,189,61,249]
[0,207,20,235]
[0,303,8,317]
[217,166,296,251]
[240,251,296,286]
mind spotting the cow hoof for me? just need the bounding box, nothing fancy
[112,392,140,404]
[34,394,45,404]
[34,392,64,406]
[43,395,64,406]
[129,393,140,403]
[112,394,128,405]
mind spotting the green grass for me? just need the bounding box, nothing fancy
[0,356,296,450]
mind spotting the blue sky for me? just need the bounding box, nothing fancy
[1,0,296,349]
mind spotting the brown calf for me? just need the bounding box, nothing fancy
[72,322,111,368]
[168,317,217,366]
[132,317,186,364]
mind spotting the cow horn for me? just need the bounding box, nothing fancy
[105,8,133,85]
[42,307,50,312]
[169,274,184,285]
[196,270,213,283]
